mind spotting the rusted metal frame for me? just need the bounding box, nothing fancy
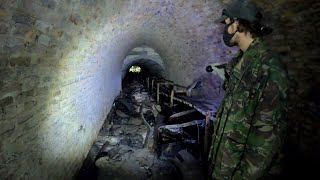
[156,82,174,103]
[150,78,157,94]
[150,78,167,94]
[147,77,157,93]
[173,84,188,94]
[154,78,173,89]
[148,77,216,119]
[159,92,215,121]
[170,84,189,107]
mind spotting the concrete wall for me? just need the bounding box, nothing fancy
[0,0,319,179]
[0,0,228,179]
[254,0,320,167]
[0,1,124,179]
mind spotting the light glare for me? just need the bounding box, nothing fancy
[129,66,141,73]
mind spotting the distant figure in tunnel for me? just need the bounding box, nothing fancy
[208,1,289,179]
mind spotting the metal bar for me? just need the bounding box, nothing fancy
[157,83,160,103]
[146,77,150,92]
[170,90,174,107]
[204,112,212,158]
[151,79,155,94]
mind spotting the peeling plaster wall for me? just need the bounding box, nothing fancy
[0,0,319,179]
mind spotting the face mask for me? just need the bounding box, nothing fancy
[223,20,237,47]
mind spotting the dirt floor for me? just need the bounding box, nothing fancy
[77,75,205,180]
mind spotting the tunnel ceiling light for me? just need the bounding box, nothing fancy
[129,66,141,73]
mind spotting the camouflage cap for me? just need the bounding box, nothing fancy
[215,0,262,23]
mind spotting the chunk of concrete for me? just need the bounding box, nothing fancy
[38,34,51,46]
[35,20,52,33]
[12,15,32,24]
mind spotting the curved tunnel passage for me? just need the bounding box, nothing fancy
[121,45,166,78]
[0,0,319,179]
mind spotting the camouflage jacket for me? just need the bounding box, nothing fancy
[208,38,288,180]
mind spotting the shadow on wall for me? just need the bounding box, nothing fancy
[254,0,320,175]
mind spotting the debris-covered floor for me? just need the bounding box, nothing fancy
[77,74,205,180]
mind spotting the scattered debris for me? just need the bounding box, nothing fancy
[115,109,130,118]
[143,110,155,127]
[77,76,206,180]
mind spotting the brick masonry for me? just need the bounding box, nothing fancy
[0,0,319,179]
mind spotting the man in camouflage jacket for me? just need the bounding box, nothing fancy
[208,1,289,179]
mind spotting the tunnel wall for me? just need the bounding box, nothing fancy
[0,1,228,178]
[122,46,165,78]
[0,1,133,179]
[0,0,319,179]
[253,0,320,168]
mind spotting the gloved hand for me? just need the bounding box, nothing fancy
[206,65,214,72]
[206,63,226,80]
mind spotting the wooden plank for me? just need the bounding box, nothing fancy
[146,77,150,92]
[175,90,187,94]
[151,79,155,94]
[204,112,212,158]
[159,119,205,131]
[170,90,174,107]
[157,83,160,103]
[169,109,197,122]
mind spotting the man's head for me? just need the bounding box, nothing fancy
[216,1,272,48]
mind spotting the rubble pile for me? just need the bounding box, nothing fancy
[77,78,204,180]
[78,78,202,179]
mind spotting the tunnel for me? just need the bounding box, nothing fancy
[0,0,320,179]
[121,45,166,79]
